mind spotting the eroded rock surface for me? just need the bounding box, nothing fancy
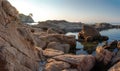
[78,25,108,42]
[34,33,76,50]
[0,0,42,71]
[44,59,70,71]
[96,47,113,65]
[53,54,95,71]
[43,49,64,58]
[47,42,70,53]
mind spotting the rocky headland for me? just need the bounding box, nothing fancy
[32,21,120,34]
[19,13,34,23]
[0,0,120,71]
[32,20,83,33]
[92,23,120,31]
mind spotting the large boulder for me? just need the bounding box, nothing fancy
[0,0,42,71]
[96,47,113,65]
[78,25,100,39]
[53,54,95,71]
[34,33,76,49]
[44,59,71,71]
[78,25,108,42]
[47,42,70,53]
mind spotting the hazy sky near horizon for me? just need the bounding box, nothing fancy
[8,0,120,23]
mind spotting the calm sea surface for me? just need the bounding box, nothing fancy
[66,28,120,55]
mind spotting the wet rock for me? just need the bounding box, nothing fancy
[78,25,108,42]
[104,40,118,51]
[99,36,109,41]
[108,61,120,71]
[81,42,98,54]
[96,47,113,65]
[43,49,64,58]
[53,54,95,71]
[44,59,70,71]
[78,25,100,41]
[47,42,70,53]
[109,40,118,48]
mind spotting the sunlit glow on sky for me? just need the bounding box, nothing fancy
[8,0,120,23]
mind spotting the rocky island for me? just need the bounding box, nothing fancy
[0,0,120,71]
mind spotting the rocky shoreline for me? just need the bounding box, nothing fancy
[31,20,120,34]
[0,0,120,71]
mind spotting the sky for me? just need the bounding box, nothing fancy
[8,0,120,23]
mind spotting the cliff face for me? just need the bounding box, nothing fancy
[0,0,41,71]
[19,14,34,23]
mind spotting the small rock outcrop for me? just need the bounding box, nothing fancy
[79,25,101,37]
[78,25,108,42]
[104,40,118,51]
[92,23,115,31]
[19,13,34,23]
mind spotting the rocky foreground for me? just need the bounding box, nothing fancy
[0,0,120,71]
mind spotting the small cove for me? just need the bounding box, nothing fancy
[66,28,120,55]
